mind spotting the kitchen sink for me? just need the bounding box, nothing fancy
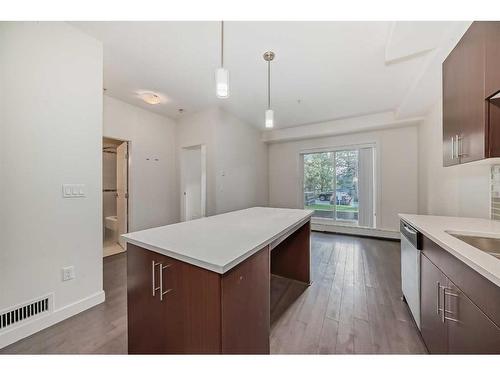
[447,232,500,259]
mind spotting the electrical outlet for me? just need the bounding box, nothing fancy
[62,266,75,281]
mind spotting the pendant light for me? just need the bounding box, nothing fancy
[263,51,275,128]
[216,21,229,98]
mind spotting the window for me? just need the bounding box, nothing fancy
[302,146,375,228]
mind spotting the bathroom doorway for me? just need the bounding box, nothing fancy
[103,137,129,257]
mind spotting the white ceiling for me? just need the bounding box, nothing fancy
[71,21,470,129]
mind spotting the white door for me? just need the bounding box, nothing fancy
[116,142,128,248]
[181,145,206,221]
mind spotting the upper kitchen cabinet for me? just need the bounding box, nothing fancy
[485,22,500,98]
[442,21,500,167]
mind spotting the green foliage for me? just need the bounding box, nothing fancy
[304,152,334,193]
[303,151,358,199]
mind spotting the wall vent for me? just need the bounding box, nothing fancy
[0,294,53,332]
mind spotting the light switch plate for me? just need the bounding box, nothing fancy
[62,266,75,281]
[62,184,86,198]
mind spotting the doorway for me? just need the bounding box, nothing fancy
[103,137,129,257]
[180,144,206,221]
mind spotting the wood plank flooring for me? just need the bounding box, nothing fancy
[270,232,427,354]
[0,232,427,354]
[0,254,128,354]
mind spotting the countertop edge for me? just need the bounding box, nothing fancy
[123,212,313,275]
[399,214,500,288]
[124,237,224,274]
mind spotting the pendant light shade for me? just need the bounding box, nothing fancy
[216,21,229,99]
[263,51,275,128]
[265,109,274,128]
[216,67,229,98]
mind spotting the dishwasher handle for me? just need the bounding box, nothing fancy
[400,220,423,250]
[402,223,417,235]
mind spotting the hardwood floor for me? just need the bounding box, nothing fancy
[0,232,427,354]
[0,254,127,354]
[270,232,427,354]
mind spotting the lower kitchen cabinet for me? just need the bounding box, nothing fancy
[446,278,500,354]
[420,251,500,354]
[420,254,448,354]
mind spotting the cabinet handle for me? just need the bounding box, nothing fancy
[441,285,446,323]
[152,261,161,297]
[159,263,172,302]
[451,137,456,159]
[436,282,441,316]
[443,287,460,323]
[457,135,467,158]
[437,283,449,323]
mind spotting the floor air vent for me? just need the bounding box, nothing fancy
[0,295,53,331]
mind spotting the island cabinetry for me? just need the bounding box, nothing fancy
[221,248,270,354]
[124,209,312,354]
[127,244,221,354]
[127,243,271,354]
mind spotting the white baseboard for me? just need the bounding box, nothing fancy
[311,222,400,239]
[0,290,105,349]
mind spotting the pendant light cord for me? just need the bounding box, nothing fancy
[267,59,271,109]
[221,21,224,67]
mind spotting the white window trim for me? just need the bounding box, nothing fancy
[297,141,379,229]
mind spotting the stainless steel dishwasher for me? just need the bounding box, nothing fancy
[400,219,423,330]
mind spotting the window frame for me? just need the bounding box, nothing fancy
[298,142,378,228]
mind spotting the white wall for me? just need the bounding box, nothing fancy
[268,125,419,232]
[418,100,491,218]
[0,22,104,347]
[176,108,268,216]
[215,110,268,213]
[103,95,178,230]
[176,108,218,216]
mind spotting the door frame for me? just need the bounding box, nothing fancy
[103,136,130,237]
[180,144,207,222]
[298,142,378,229]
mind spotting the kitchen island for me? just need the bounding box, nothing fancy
[122,207,313,354]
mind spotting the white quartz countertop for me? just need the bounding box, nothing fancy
[399,214,500,287]
[122,207,313,274]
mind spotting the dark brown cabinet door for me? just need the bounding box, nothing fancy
[485,21,500,158]
[127,245,169,354]
[484,22,500,99]
[157,256,185,354]
[420,254,448,353]
[443,22,487,165]
[457,22,485,164]
[221,248,270,354]
[161,255,222,354]
[127,245,222,354]
[442,52,461,167]
[445,279,500,354]
[443,21,500,165]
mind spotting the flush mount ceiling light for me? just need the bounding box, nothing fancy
[215,21,229,98]
[140,92,162,105]
[263,51,275,128]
